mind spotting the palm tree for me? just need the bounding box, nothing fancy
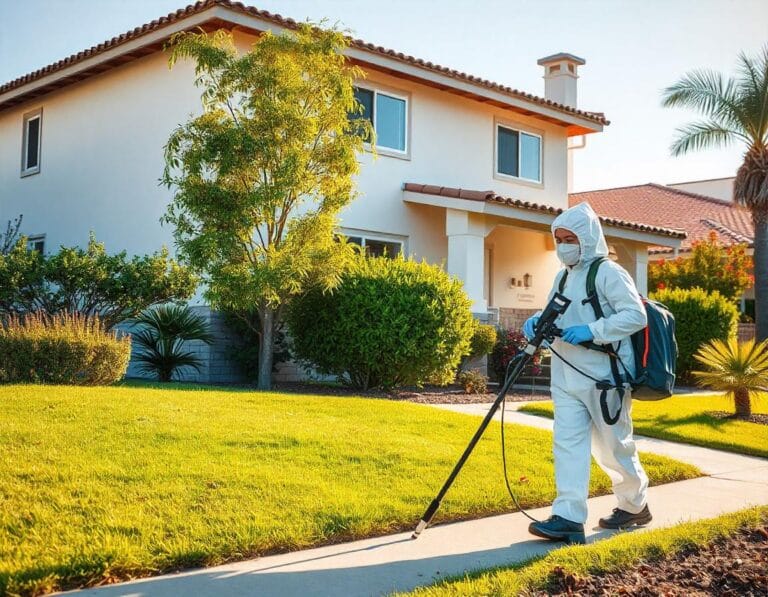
[662,45,768,341]
[132,305,214,382]
[693,337,768,418]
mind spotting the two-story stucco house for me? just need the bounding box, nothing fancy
[0,0,685,383]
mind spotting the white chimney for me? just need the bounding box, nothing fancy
[537,53,585,108]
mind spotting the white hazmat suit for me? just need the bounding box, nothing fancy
[543,202,649,524]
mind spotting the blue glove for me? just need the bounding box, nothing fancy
[561,325,594,345]
[522,315,540,340]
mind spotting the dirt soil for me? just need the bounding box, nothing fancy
[539,525,768,596]
[706,411,768,426]
[271,382,550,404]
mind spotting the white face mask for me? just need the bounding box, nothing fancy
[556,243,581,266]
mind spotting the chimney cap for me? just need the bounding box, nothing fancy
[537,53,586,67]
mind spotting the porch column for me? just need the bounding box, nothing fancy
[446,208,487,313]
[633,246,649,296]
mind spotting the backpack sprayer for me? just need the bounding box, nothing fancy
[411,292,571,540]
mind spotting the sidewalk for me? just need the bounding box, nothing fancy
[64,403,768,597]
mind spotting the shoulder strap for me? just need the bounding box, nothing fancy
[557,269,568,293]
[585,257,607,318]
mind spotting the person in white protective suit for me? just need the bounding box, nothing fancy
[523,202,651,544]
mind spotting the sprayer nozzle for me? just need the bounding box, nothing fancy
[411,519,428,539]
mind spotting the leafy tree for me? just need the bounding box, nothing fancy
[662,45,768,340]
[649,231,753,302]
[131,305,214,382]
[693,337,768,418]
[162,25,370,389]
[0,235,197,328]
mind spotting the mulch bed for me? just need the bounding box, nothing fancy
[706,411,768,426]
[271,381,550,404]
[540,525,768,596]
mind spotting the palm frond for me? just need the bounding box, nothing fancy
[668,120,745,156]
[692,337,768,394]
[661,69,743,123]
[735,45,768,144]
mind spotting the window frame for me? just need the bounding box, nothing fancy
[338,228,407,258]
[26,234,46,254]
[353,83,410,159]
[493,119,543,186]
[21,108,43,177]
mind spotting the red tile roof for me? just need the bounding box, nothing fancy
[403,183,686,239]
[0,0,608,128]
[569,183,753,253]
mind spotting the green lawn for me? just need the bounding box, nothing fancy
[0,383,699,595]
[519,392,768,458]
[400,505,768,596]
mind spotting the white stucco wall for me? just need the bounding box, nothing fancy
[0,28,571,314]
[668,178,735,202]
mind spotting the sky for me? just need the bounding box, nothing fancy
[1,0,766,193]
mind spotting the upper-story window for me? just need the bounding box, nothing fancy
[21,108,42,177]
[352,86,408,154]
[26,234,45,254]
[496,123,542,183]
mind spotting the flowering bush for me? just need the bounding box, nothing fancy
[490,327,543,380]
[648,232,752,303]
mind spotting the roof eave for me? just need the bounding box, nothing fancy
[0,2,607,132]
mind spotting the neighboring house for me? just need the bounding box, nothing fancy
[571,183,755,321]
[0,0,684,383]
[668,176,735,203]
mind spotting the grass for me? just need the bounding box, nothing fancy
[519,392,768,458]
[399,505,768,596]
[0,383,699,595]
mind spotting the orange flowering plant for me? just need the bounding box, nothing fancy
[648,232,753,303]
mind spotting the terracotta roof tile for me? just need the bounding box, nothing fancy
[403,183,685,238]
[569,183,753,253]
[0,0,608,126]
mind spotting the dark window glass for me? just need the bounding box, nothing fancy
[365,239,401,258]
[26,117,40,169]
[497,126,519,177]
[27,237,44,253]
[351,87,374,142]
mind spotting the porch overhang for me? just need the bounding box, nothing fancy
[403,183,686,250]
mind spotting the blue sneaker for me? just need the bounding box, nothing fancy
[528,515,586,544]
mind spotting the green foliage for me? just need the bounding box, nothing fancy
[469,323,497,359]
[131,305,214,382]
[693,337,768,417]
[649,232,753,302]
[457,369,488,394]
[650,287,739,381]
[222,309,290,383]
[0,234,197,328]
[287,256,475,390]
[0,312,130,385]
[162,24,372,388]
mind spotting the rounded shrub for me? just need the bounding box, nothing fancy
[469,323,498,359]
[0,312,131,385]
[287,256,474,390]
[650,287,739,382]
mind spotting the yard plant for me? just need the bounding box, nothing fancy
[288,255,475,390]
[131,304,215,382]
[662,45,768,341]
[162,24,371,389]
[693,337,768,418]
[0,383,698,594]
[0,312,130,385]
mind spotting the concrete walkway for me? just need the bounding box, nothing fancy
[65,402,768,597]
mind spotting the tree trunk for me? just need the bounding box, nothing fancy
[257,305,276,390]
[753,211,768,342]
[733,387,752,419]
